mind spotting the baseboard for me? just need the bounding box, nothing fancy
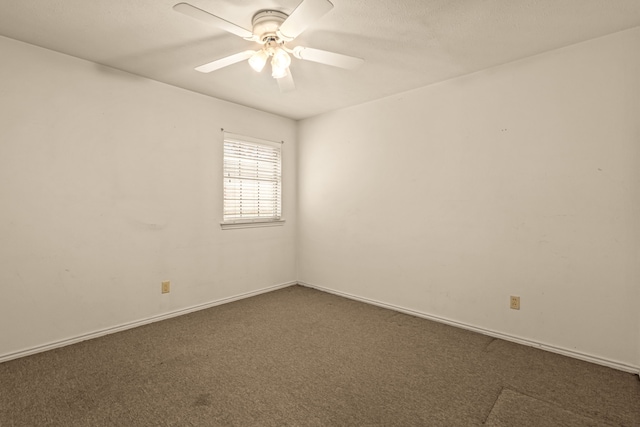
[0,281,296,364]
[298,281,640,375]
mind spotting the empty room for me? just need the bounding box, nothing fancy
[1,0,639,425]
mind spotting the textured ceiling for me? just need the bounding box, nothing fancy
[1,0,640,120]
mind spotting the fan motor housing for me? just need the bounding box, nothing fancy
[252,10,288,42]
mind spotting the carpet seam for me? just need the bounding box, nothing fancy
[481,386,505,425]
[497,386,617,427]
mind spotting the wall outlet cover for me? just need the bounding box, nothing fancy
[162,281,171,294]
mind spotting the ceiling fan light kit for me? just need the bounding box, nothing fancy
[173,0,364,91]
[248,10,292,79]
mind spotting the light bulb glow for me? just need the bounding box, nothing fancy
[271,48,291,79]
[248,49,268,72]
[271,48,291,69]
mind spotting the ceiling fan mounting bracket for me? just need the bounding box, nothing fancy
[251,10,289,44]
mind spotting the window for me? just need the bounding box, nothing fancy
[222,132,283,228]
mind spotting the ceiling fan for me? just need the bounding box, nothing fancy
[173,0,364,92]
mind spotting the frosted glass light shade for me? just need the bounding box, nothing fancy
[248,49,268,72]
[271,48,291,69]
[271,48,291,79]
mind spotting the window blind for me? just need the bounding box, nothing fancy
[223,132,282,223]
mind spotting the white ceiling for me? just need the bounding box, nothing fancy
[1,0,640,120]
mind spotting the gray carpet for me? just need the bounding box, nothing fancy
[485,389,611,427]
[1,285,638,426]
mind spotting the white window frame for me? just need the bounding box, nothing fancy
[221,132,284,230]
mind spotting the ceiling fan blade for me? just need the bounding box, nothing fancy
[277,68,296,93]
[277,0,334,41]
[195,50,255,73]
[292,46,364,70]
[173,3,255,40]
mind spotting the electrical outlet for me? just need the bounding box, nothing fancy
[510,296,520,310]
[161,281,170,294]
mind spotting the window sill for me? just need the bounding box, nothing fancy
[220,219,286,230]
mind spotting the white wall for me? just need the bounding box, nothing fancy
[0,36,297,359]
[298,28,640,370]
[2,28,638,372]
